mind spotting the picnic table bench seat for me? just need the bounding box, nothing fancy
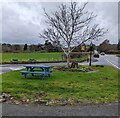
[20,71,52,75]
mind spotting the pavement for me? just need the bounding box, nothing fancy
[0,54,119,116]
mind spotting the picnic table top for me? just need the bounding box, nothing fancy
[24,65,51,68]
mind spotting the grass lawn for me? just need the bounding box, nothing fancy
[1,52,63,62]
[116,54,120,57]
[1,65,118,105]
[1,52,88,63]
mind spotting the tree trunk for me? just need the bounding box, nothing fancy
[89,51,92,66]
[66,53,70,68]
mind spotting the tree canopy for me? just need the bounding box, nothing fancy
[39,2,107,67]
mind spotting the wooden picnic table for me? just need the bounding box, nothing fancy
[20,65,52,80]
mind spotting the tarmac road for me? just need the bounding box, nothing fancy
[0,63,66,74]
[93,54,120,69]
[2,103,119,116]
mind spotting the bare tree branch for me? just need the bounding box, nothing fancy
[39,2,108,67]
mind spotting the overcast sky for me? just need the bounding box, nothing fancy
[0,1,119,45]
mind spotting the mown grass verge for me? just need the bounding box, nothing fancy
[1,52,89,63]
[1,52,63,63]
[116,54,120,57]
[1,65,118,105]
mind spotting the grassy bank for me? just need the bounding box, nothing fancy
[2,52,63,62]
[1,52,88,63]
[116,54,120,57]
[1,65,118,105]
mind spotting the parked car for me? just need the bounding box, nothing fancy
[100,52,105,55]
[93,50,99,58]
[93,54,99,58]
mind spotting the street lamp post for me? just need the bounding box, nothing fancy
[89,42,94,66]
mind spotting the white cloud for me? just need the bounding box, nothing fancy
[0,0,119,2]
[1,2,119,44]
[2,2,46,44]
[0,4,2,43]
[86,2,118,44]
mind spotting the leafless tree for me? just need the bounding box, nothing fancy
[39,2,107,67]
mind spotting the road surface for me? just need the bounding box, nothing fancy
[0,54,119,116]
[94,55,120,69]
[2,103,118,116]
